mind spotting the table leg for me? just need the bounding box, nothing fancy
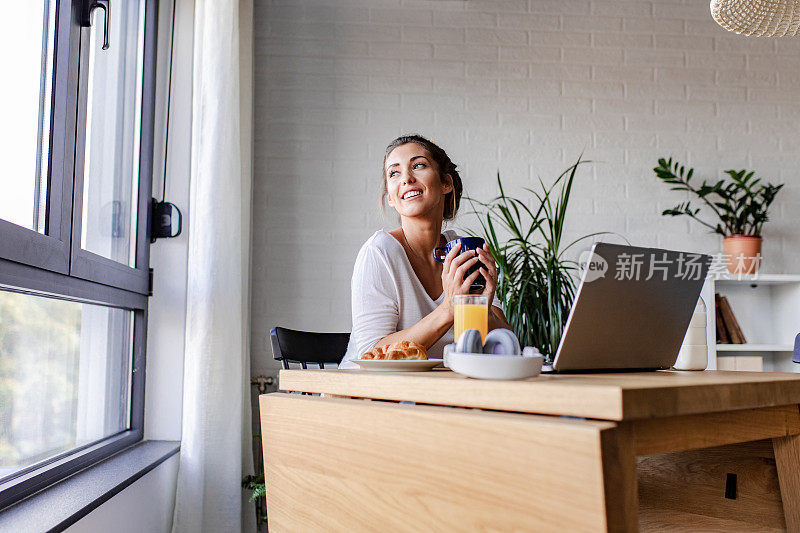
[600,423,639,533]
[773,432,800,532]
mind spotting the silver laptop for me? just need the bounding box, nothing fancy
[543,243,711,373]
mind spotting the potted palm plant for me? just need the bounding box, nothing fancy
[653,158,784,274]
[465,157,605,363]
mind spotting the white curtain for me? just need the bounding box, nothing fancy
[172,0,255,531]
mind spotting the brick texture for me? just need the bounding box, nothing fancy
[252,0,800,374]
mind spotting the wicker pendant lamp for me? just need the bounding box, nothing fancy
[710,0,800,36]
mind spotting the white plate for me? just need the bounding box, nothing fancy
[353,358,444,371]
[445,352,544,380]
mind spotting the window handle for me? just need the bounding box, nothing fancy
[80,0,110,50]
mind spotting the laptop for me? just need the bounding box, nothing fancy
[542,243,711,373]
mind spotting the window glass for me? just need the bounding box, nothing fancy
[0,290,133,483]
[0,0,56,232]
[81,0,146,266]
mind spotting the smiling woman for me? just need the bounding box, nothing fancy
[339,134,511,369]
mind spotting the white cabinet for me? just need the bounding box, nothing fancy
[703,274,800,372]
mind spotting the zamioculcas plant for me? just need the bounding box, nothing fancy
[654,157,784,274]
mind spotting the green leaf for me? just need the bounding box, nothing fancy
[653,157,783,236]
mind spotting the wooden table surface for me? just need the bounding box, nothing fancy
[278,368,800,420]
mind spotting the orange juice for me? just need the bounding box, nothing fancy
[454,295,489,343]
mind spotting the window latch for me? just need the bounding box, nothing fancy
[150,198,182,243]
[80,0,110,50]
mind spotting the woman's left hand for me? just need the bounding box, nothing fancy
[476,244,498,303]
[477,244,513,331]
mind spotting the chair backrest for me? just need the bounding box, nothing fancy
[270,327,350,369]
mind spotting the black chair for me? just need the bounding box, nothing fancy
[270,327,350,369]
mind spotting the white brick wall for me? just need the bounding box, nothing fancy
[252,0,800,374]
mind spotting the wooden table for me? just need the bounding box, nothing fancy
[260,369,800,532]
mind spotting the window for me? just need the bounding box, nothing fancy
[0,0,157,509]
[0,1,55,234]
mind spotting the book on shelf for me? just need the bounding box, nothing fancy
[717,355,763,371]
[715,293,747,344]
[714,295,729,344]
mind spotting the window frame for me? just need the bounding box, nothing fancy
[0,263,147,510]
[0,0,76,274]
[70,0,156,294]
[0,0,158,510]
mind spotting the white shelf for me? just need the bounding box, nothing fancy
[716,344,793,352]
[704,274,800,372]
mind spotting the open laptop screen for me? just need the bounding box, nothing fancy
[551,243,711,373]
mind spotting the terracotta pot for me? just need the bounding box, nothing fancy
[722,235,762,275]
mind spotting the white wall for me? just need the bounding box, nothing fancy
[252,0,800,376]
[143,0,194,443]
[65,455,179,533]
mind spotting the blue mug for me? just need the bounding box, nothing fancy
[433,237,486,292]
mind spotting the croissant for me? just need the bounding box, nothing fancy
[359,340,428,360]
[385,340,427,360]
[360,345,387,360]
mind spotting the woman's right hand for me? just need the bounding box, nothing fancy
[439,243,482,321]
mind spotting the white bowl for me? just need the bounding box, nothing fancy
[445,352,544,380]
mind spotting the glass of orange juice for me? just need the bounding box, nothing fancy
[454,295,489,343]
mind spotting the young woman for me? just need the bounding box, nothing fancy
[339,135,512,368]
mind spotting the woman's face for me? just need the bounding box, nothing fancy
[385,143,452,220]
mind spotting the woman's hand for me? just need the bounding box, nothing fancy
[439,243,482,321]
[477,244,513,330]
[476,244,498,304]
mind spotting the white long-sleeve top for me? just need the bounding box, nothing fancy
[339,229,501,369]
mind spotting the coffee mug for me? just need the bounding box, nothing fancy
[433,236,486,291]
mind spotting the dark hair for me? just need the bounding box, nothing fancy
[382,134,463,221]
